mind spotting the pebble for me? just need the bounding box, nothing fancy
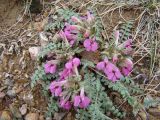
[4,73,13,78]
[0,111,12,120]
[7,89,16,97]
[25,113,39,120]
[19,104,27,115]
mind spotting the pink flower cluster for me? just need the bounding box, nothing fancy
[96,58,122,82]
[121,58,133,76]
[114,30,133,54]
[83,37,98,52]
[95,30,133,82]
[59,57,80,81]
[59,23,78,46]
[74,88,91,108]
[46,58,91,110]
[123,39,132,54]
[59,11,99,52]
[44,61,57,74]
[96,57,133,82]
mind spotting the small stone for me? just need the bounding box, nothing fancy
[19,104,27,115]
[4,73,10,78]
[25,113,39,120]
[28,47,40,60]
[7,89,16,97]
[0,111,12,120]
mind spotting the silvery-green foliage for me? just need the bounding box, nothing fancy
[144,95,160,109]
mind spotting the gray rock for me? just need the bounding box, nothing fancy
[7,89,16,97]
[19,104,27,115]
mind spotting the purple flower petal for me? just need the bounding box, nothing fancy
[60,99,72,110]
[106,72,114,80]
[115,69,123,79]
[72,58,80,67]
[49,82,56,94]
[83,39,91,48]
[65,62,73,69]
[69,40,75,46]
[96,61,105,70]
[91,42,98,51]
[106,62,115,72]
[122,67,129,76]
[111,76,117,82]
[54,87,62,96]
[65,31,73,40]
[44,63,50,73]
[80,96,91,108]
[74,96,81,107]
[49,65,56,74]
[64,101,72,110]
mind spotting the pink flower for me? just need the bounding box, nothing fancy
[73,88,91,108]
[124,39,132,48]
[96,59,123,82]
[49,80,67,96]
[83,38,98,52]
[44,61,57,74]
[123,39,132,54]
[59,58,80,81]
[104,62,123,82]
[59,68,73,81]
[59,23,78,46]
[65,57,81,69]
[96,58,108,70]
[121,58,133,76]
[60,98,72,110]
